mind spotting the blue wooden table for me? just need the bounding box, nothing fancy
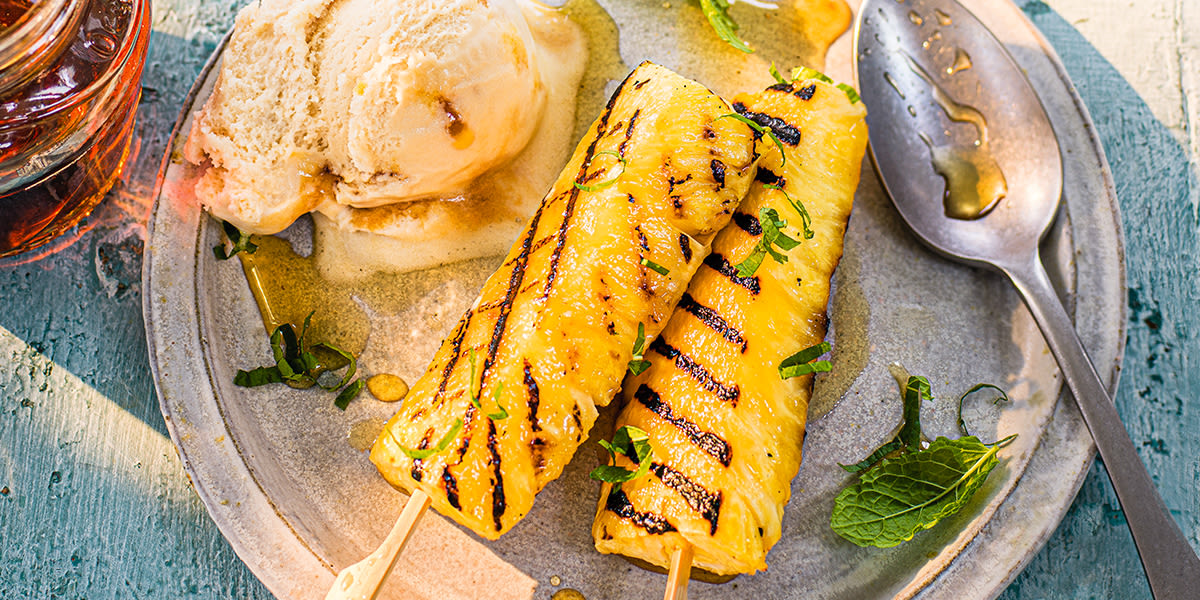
[1,0,1195,597]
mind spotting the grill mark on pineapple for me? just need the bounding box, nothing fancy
[635,226,650,251]
[487,419,506,532]
[649,337,740,403]
[634,384,731,466]
[523,360,541,433]
[605,488,676,535]
[678,234,693,262]
[677,293,747,353]
[731,102,801,146]
[732,212,762,236]
[410,430,433,482]
[619,109,639,156]
[433,314,474,402]
[795,84,817,100]
[650,462,723,535]
[755,168,785,187]
[442,469,461,510]
[703,253,761,294]
[710,159,726,187]
[541,71,633,302]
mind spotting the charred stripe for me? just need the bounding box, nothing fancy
[488,419,506,532]
[651,462,723,535]
[679,233,693,263]
[649,337,740,403]
[731,102,801,145]
[605,488,676,535]
[710,159,727,187]
[732,211,762,236]
[524,360,541,433]
[703,253,761,294]
[634,384,732,466]
[755,168,785,187]
[677,293,747,352]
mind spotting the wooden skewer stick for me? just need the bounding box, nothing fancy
[663,543,694,600]
[324,489,432,600]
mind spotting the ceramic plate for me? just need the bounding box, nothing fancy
[144,0,1125,598]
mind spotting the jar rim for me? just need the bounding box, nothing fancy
[0,0,150,125]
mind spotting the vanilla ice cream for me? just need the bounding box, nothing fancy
[185,0,550,234]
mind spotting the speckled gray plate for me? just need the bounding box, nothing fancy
[143,1,1125,598]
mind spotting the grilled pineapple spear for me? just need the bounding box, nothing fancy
[591,75,868,574]
[370,62,760,539]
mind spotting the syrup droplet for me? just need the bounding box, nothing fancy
[908,10,923,25]
[947,48,972,75]
[920,133,1007,220]
[883,71,906,99]
[935,8,952,26]
[551,589,586,600]
[903,51,1006,220]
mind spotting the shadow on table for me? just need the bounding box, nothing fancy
[1000,2,1200,600]
[0,26,276,600]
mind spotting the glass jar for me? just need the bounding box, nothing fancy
[0,0,151,258]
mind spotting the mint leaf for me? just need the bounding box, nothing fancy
[830,436,1002,548]
[590,426,654,487]
[956,383,1010,438]
[698,0,752,53]
[212,220,258,260]
[400,419,464,460]
[779,341,832,379]
[627,323,651,375]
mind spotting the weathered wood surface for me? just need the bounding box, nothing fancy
[0,0,1194,598]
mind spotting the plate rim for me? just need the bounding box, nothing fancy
[141,3,1128,597]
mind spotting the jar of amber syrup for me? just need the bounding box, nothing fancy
[0,0,150,258]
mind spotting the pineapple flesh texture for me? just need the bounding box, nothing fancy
[591,77,869,574]
[370,62,760,539]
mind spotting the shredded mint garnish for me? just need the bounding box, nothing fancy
[779,341,832,379]
[627,322,652,375]
[399,418,464,460]
[956,383,1010,438]
[212,220,257,260]
[717,112,787,167]
[233,310,362,409]
[574,150,627,192]
[590,425,655,489]
[763,183,814,240]
[699,0,752,53]
[734,207,800,277]
[831,375,1015,547]
[641,258,670,276]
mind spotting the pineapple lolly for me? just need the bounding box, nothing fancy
[591,75,869,576]
[369,62,760,540]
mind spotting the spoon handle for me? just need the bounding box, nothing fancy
[1001,253,1200,599]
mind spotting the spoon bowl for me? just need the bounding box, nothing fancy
[855,0,1200,597]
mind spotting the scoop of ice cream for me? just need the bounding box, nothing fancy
[185,0,546,234]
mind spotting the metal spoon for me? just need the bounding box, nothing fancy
[854,0,1200,597]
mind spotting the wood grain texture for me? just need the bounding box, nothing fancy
[0,0,1194,598]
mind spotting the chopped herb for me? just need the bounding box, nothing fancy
[317,343,357,391]
[574,150,627,192]
[837,82,862,104]
[487,382,510,420]
[627,322,652,375]
[334,379,364,411]
[791,66,834,84]
[641,257,670,276]
[212,220,258,260]
[956,383,1010,438]
[590,425,655,488]
[233,311,362,409]
[831,374,1015,547]
[399,419,464,460]
[698,0,752,53]
[717,112,787,167]
[779,341,832,379]
[734,207,800,277]
[769,61,787,85]
[467,348,482,408]
[233,366,283,387]
[763,183,814,240]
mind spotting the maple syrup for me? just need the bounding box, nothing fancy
[0,0,150,257]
